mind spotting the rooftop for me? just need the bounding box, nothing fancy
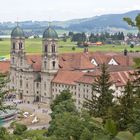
[11,26,25,38]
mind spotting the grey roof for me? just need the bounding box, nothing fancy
[43,26,58,39]
[11,26,25,38]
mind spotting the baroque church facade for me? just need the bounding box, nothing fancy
[10,25,59,105]
[7,25,137,109]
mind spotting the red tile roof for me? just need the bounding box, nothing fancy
[52,70,84,85]
[75,70,134,87]
[88,52,134,66]
[26,55,42,71]
[0,52,138,77]
[25,53,95,71]
[59,53,95,70]
[0,61,10,74]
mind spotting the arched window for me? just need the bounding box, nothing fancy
[13,42,15,50]
[52,61,55,69]
[26,83,28,88]
[45,45,48,53]
[44,61,47,69]
[12,57,14,64]
[52,44,55,53]
[19,42,23,49]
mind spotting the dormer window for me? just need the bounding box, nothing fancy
[108,58,118,65]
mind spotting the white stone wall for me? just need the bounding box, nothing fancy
[51,82,125,110]
[41,73,54,104]
[51,82,93,110]
[51,83,77,99]
[75,83,92,109]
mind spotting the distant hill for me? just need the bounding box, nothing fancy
[0,10,140,35]
[66,10,140,32]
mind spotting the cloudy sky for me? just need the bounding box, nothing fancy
[0,0,140,22]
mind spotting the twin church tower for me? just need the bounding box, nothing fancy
[10,25,59,73]
[10,25,59,104]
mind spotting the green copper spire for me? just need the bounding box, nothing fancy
[43,24,58,39]
[11,25,25,38]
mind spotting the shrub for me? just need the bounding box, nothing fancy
[13,123,27,135]
[130,44,134,48]
[72,46,76,51]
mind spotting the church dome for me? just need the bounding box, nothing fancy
[11,26,25,38]
[43,26,58,39]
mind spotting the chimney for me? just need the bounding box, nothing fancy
[124,48,128,56]
[83,42,88,53]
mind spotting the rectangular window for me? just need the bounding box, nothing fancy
[26,83,28,88]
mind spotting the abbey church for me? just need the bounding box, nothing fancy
[0,25,139,109]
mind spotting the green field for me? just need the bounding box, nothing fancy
[0,38,140,56]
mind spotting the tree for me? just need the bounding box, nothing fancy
[13,123,27,135]
[80,128,92,140]
[48,112,86,140]
[124,13,140,98]
[71,32,86,43]
[68,32,74,38]
[132,43,140,100]
[0,127,22,140]
[84,63,114,119]
[127,70,140,134]
[0,73,11,111]
[104,119,117,138]
[72,46,76,51]
[0,127,8,139]
[51,99,77,119]
[130,44,134,48]
[50,90,72,110]
[123,14,140,31]
[48,90,77,136]
[63,33,67,42]
[113,80,135,131]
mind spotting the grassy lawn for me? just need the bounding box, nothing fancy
[0,38,140,56]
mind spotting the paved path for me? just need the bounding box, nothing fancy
[28,124,50,130]
[3,101,51,130]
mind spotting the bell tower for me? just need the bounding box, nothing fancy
[10,25,25,68]
[41,25,59,103]
[42,25,59,73]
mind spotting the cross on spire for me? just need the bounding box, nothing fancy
[16,17,19,26]
[48,21,52,27]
